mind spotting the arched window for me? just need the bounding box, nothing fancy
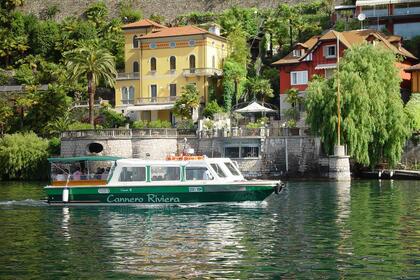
[170,56,176,71]
[133,61,139,73]
[189,55,196,69]
[122,87,128,104]
[133,35,139,48]
[128,86,135,103]
[150,57,156,72]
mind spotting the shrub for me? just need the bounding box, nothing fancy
[99,107,127,128]
[68,122,94,130]
[148,120,171,128]
[203,119,214,130]
[246,122,261,129]
[203,100,224,119]
[132,120,148,129]
[48,137,61,156]
[176,119,195,130]
[0,132,49,180]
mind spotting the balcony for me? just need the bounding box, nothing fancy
[182,68,223,77]
[135,96,178,105]
[116,72,140,80]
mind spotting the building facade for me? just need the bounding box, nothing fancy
[115,19,228,123]
[272,29,417,115]
[355,0,420,39]
[406,63,420,92]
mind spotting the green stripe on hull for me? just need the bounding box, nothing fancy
[46,185,275,204]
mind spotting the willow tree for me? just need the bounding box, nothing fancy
[306,43,410,167]
[64,41,116,125]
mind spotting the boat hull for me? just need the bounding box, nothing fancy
[45,182,281,205]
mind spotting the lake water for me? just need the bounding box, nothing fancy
[0,180,419,279]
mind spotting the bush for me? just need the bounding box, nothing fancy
[203,100,224,119]
[147,120,171,128]
[99,107,127,128]
[131,120,148,129]
[176,119,195,130]
[246,122,261,129]
[0,132,49,180]
[68,122,94,130]
[48,137,61,156]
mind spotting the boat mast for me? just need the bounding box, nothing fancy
[336,32,341,146]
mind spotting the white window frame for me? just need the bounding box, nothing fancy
[303,53,313,61]
[290,71,308,86]
[292,49,301,57]
[324,45,336,58]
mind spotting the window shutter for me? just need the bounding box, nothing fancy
[323,46,327,57]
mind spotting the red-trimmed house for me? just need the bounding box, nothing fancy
[272,29,418,117]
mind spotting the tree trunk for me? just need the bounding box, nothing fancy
[87,72,95,126]
[234,79,238,106]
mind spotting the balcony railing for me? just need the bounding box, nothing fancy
[182,68,223,77]
[61,129,197,139]
[135,96,178,104]
[116,72,140,80]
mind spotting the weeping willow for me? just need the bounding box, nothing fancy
[306,43,410,167]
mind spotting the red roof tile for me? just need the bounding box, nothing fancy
[139,25,214,39]
[122,19,167,30]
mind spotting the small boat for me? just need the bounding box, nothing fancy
[45,155,284,205]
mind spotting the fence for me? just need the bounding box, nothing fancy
[61,128,197,139]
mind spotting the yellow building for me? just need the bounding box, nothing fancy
[115,19,228,123]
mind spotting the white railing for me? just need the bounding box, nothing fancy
[116,72,140,80]
[182,68,223,77]
[61,129,197,139]
[135,96,178,104]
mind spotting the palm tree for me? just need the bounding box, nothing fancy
[248,77,274,104]
[64,41,117,126]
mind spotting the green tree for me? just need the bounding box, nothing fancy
[0,100,13,135]
[405,94,420,132]
[64,41,117,126]
[222,58,247,110]
[0,132,49,180]
[248,77,274,103]
[306,43,410,167]
[118,2,142,23]
[203,100,224,119]
[173,84,200,119]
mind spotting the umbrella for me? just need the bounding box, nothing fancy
[234,102,276,113]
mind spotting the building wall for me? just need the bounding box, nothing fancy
[412,72,420,92]
[115,32,228,109]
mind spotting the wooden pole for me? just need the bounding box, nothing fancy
[337,33,341,147]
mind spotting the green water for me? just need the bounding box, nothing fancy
[0,180,419,279]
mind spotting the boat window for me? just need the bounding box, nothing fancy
[151,166,180,181]
[119,167,146,182]
[224,162,240,176]
[186,166,213,181]
[210,163,226,178]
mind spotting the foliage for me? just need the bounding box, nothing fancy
[24,84,71,135]
[284,88,303,122]
[175,11,216,26]
[405,94,420,132]
[227,28,249,67]
[219,7,258,38]
[48,137,61,156]
[0,100,13,135]
[99,106,127,128]
[203,100,224,119]
[68,121,94,130]
[246,122,262,129]
[118,2,142,23]
[64,40,117,125]
[222,58,247,110]
[176,119,195,130]
[0,70,8,85]
[147,120,172,128]
[203,119,214,130]
[286,119,297,128]
[131,120,148,129]
[173,84,200,119]
[403,36,420,59]
[306,44,410,167]
[247,77,274,102]
[84,1,108,28]
[149,13,165,24]
[0,132,49,180]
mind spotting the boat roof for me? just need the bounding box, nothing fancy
[48,156,124,163]
[116,158,232,166]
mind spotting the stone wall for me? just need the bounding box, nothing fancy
[19,0,306,21]
[61,134,322,178]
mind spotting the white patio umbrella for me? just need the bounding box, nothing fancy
[234,101,276,113]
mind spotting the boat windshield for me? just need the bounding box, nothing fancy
[210,163,226,178]
[224,162,240,176]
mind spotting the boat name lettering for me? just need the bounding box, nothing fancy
[106,194,180,203]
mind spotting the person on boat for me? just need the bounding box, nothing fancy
[72,168,82,180]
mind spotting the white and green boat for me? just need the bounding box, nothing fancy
[45,156,283,205]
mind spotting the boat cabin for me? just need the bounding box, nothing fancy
[48,156,123,186]
[108,158,245,185]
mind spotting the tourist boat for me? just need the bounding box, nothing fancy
[45,155,284,205]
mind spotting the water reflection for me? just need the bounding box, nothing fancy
[0,180,419,279]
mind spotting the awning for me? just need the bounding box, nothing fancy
[234,102,276,113]
[126,104,174,111]
[315,64,337,70]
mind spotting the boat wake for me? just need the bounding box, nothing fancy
[0,199,48,207]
